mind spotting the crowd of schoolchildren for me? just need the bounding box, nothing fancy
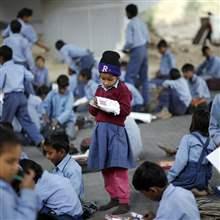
[0,4,220,220]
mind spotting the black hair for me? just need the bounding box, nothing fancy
[0,45,13,62]
[55,40,65,50]
[100,51,120,67]
[10,20,21,33]
[19,159,43,183]
[0,127,21,154]
[169,68,181,80]
[36,85,50,97]
[157,39,168,48]
[132,161,168,191]
[120,61,128,67]
[181,63,195,73]
[45,132,70,154]
[126,4,138,17]
[17,8,33,18]
[35,55,45,62]
[202,46,210,54]
[190,107,210,136]
[79,68,92,80]
[57,75,69,88]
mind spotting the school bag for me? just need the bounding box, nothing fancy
[172,133,212,190]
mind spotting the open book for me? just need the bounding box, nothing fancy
[91,96,120,115]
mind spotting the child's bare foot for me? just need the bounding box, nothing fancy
[158,145,177,156]
[191,188,208,197]
[156,108,172,120]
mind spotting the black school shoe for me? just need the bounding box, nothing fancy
[99,198,119,211]
[112,204,130,215]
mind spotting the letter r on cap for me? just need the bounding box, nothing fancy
[102,65,108,72]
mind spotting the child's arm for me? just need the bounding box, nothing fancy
[23,68,34,82]
[89,91,99,116]
[118,85,132,116]
[23,39,34,71]
[167,135,189,182]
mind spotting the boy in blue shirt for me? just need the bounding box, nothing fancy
[156,68,192,119]
[55,40,95,74]
[20,159,83,220]
[197,46,220,79]
[2,8,49,51]
[0,127,38,220]
[151,39,176,86]
[3,20,34,70]
[132,161,200,220]
[42,75,76,141]
[33,56,49,90]
[0,45,44,146]
[182,63,210,107]
[123,4,149,107]
[44,132,83,198]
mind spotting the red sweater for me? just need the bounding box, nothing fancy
[89,81,132,126]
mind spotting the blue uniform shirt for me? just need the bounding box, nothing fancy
[52,154,84,197]
[3,33,34,69]
[0,179,38,220]
[209,94,220,146]
[197,56,220,78]
[125,82,144,106]
[124,16,149,50]
[0,60,33,93]
[159,49,176,76]
[188,75,210,99]
[35,171,82,217]
[155,184,200,220]
[84,79,98,100]
[2,18,38,46]
[42,89,75,124]
[163,78,192,107]
[33,66,49,87]
[168,132,215,182]
[59,44,88,71]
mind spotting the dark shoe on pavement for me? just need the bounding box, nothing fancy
[112,204,130,215]
[99,198,119,211]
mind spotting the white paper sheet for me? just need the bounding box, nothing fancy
[73,97,88,107]
[207,147,220,173]
[130,112,157,123]
[96,96,120,115]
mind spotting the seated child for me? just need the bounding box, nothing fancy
[151,39,176,86]
[20,159,83,220]
[0,127,38,220]
[209,94,220,147]
[196,46,220,79]
[132,161,200,220]
[33,56,49,91]
[75,69,98,112]
[43,132,83,198]
[42,75,76,140]
[156,68,192,118]
[168,108,215,196]
[182,63,210,107]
